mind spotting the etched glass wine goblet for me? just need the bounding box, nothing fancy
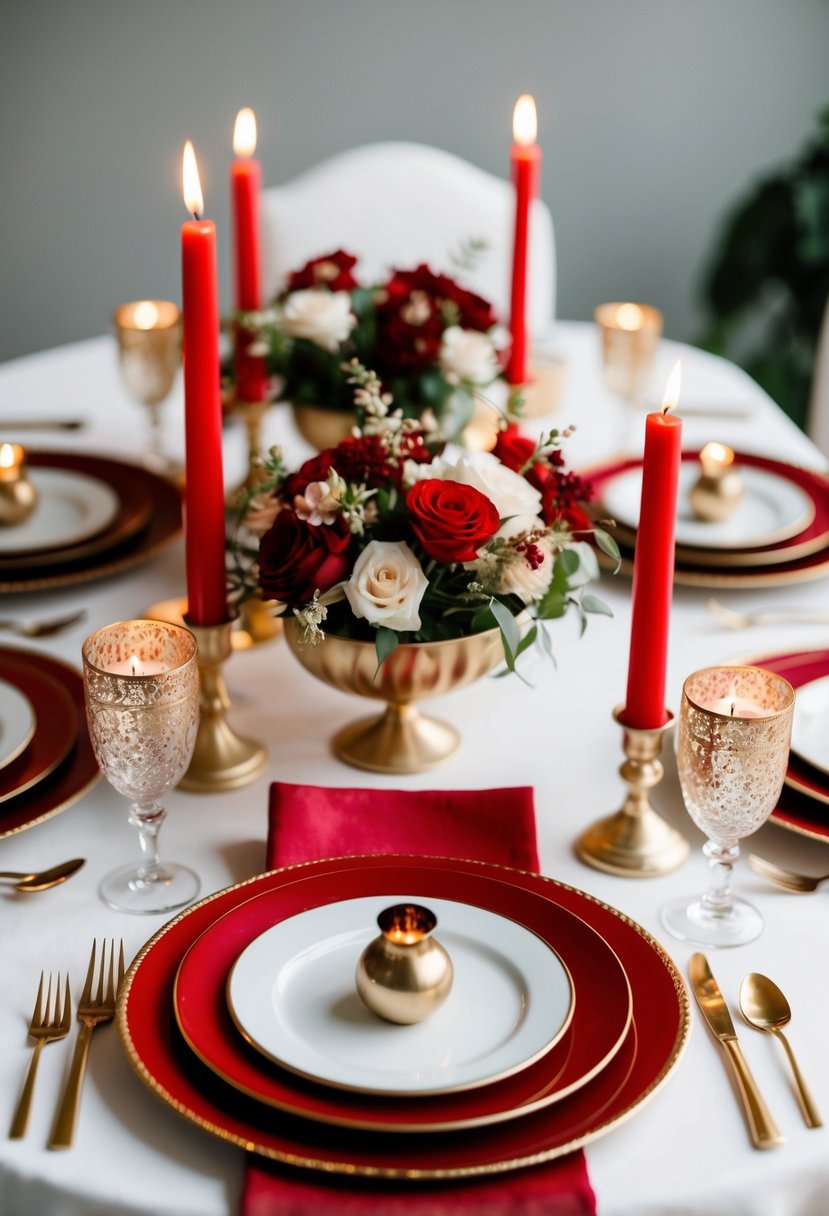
[82,619,200,914]
[662,665,794,948]
[113,300,182,476]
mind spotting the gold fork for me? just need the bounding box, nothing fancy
[48,940,124,1150]
[749,854,829,894]
[9,972,71,1139]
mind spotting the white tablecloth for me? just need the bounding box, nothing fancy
[0,324,827,1216]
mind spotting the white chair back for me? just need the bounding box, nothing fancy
[261,142,555,337]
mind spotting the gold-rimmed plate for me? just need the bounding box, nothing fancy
[118,855,689,1179]
[0,452,181,593]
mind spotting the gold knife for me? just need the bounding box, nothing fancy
[689,952,784,1150]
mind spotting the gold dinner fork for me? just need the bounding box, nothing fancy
[9,972,71,1139]
[748,854,829,894]
[48,939,125,1150]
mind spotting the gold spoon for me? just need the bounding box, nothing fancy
[0,859,86,892]
[739,973,823,1129]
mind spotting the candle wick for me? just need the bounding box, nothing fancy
[730,703,735,717]
[190,210,200,222]
[131,660,137,676]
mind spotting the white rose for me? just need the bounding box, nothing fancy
[345,540,429,632]
[280,289,355,352]
[429,449,541,521]
[439,326,500,386]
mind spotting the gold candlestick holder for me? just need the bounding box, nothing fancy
[178,618,268,792]
[575,705,689,877]
[234,398,272,496]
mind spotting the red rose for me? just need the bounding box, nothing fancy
[493,425,553,495]
[285,250,359,293]
[407,478,500,563]
[258,510,351,605]
[280,449,338,502]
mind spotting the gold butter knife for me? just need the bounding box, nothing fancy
[689,952,784,1150]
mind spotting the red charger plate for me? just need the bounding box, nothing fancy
[0,663,77,804]
[173,876,632,1132]
[745,648,829,842]
[118,855,690,1180]
[0,647,100,838]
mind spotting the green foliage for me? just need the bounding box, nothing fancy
[699,108,829,430]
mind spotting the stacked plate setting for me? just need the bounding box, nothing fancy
[117,855,691,1180]
[0,648,99,838]
[0,451,181,593]
[590,450,829,587]
[746,649,829,844]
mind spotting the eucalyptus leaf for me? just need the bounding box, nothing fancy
[582,594,614,618]
[593,528,622,570]
[488,599,521,671]
[374,626,399,676]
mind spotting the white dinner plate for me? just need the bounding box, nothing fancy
[227,895,574,1096]
[0,467,119,555]
[602,462,815,551]
[0,679,35,772]
[792,675,829,776]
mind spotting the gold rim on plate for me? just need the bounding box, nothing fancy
[116,855,691,1178]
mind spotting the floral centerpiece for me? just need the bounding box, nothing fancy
[241,249,507,441]
[229,364,618,676]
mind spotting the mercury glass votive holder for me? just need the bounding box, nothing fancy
[113,300,181,475]
[82,619,200,914]
[356,903,454,1024]
[662,665,794,948]
[594,301,663,404]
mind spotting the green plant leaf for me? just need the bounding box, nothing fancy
[582,594,614,618]
[488,598,521,672]
[557,548,580,578]
[374,626,398,676]
[593,528,621,570]
[537,587,567,619]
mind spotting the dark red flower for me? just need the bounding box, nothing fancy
[329,432,433,488]
[258,510,351,605]
[493,425,552,495]
[407,479,500,563]
[280,450,338,502]
[286,250,359,293]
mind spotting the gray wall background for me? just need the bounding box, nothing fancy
[1,0,827,364]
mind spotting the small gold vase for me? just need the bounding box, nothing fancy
[284,620,506,773]
[356,904,453,1024]
[291,403,356,451]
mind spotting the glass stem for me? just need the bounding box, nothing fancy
[701,839,740,918]
[145,402,164,465]
[129,801,166,882]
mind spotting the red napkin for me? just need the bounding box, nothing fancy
[240,782,596,1216]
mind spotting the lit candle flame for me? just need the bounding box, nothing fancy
[616,303,644,332]
[513,94,538,146]
[661,360,682,415]
[182,140,204,219]
[132,301,160,330]
[233,108,257,158]
[0,443,16,470]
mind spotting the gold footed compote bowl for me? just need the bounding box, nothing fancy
[113,300,182,478]
[284,621,507,774]
[662,665,794,948]
[82,619,200,914]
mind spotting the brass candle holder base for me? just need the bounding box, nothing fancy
[178,618,268,793]
[575,706,689,878]
[145,596,281,650]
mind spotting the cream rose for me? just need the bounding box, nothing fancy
[345,540,428,632]
[439,326,500,386]
[429,449,541,520]
[280,289,355,352]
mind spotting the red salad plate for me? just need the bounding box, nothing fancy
[0,647,100,838]
[118,856,690,1180]
[173,875,632,1132]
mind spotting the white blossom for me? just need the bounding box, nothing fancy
[280,290,355,352]
[439,326,500,386]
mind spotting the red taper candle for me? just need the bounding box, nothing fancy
[508,94,541,387]
[623,361,683,728]
[231,108,268,403]
[181,140,228,626]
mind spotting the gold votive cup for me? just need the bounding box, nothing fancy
[356,904,454,1025]
[689,442,744,522]
[0,443,38,526]
[575,705,689,877]
[594,302,663,404]
[178,618,268,793]
[509,348,567,418]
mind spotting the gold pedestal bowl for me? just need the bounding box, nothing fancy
[284,620,506,774]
